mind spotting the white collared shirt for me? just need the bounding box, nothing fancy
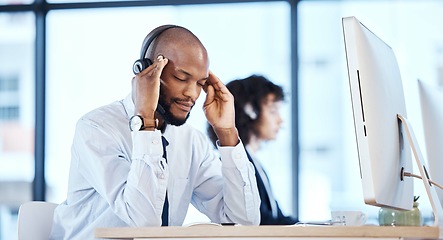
[49,94,260,239]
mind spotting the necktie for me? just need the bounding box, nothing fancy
[161,136,169,226]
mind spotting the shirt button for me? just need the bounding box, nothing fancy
[159,174,165,179]
[234,153,242,159]
[152,139,159,144]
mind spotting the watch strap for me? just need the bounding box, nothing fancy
[141,117,158,131]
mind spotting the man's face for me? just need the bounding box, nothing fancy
[157,46,209,126]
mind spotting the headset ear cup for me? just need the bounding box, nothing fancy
[132,58,153,75]
[145,58,153,67]
[244,103,258,120]
[132,59,145,75]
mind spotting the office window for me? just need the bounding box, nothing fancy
[0,0,33,5]
[0,12,35,240]
[47,0,140,3]
[0,75,19,91]
[298,1,443,224]
[45,2,292,223]
[0,75,20,121]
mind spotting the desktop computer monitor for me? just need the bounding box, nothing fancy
[342,16,414,210]
[418,80,443,208]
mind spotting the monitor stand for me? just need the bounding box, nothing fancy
[398,114,443,227]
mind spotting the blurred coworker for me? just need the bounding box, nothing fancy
[207,75,298,225]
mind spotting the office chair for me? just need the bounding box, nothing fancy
[17,201,58,240]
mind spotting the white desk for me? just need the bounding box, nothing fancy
[95,225,443,240]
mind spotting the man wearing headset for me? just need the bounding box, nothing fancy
[49,25,260,239]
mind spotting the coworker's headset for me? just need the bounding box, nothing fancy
[239,79,258,120]
[132,24,183,116]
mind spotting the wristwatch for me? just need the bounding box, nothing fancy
[129,115,158,131]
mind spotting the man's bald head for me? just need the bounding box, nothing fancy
[144,26,208,62]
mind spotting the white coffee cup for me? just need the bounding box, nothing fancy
[331,210,367,226]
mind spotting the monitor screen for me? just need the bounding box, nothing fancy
[342,16,413,210]
[418,80,443,208]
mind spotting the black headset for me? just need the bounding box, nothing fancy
[132,24,182,75]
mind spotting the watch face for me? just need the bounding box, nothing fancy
[129,115,143,131]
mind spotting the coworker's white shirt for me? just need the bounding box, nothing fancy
[49,94,260,239]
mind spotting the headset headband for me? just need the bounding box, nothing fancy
[139,24,181,59]
[133,24,182,75]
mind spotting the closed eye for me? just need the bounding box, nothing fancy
[174,75,186,82]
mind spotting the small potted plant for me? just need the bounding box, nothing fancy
[403,196,422,226]
[379,196,422,226]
